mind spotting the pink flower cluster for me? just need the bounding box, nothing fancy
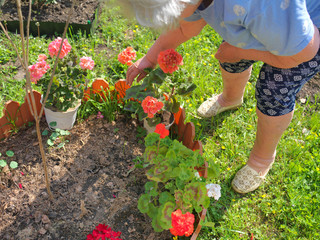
[80,57,95,70]
[86,224,122,240]
[48,37,72,59]
[141,96,164,118]
[28,37,95,84]
[97,111,104,119]
[28,58,50,84]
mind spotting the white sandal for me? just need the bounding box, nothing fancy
[231,164,271,194]
[197,94,242,118]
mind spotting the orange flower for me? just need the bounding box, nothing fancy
[141,96,164,118]
[154,123,169,139]
[157,49,183,74]
[169,209,195,237]
[118,47,136,66]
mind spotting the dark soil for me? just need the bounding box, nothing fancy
[0,115,172,240]
[296,73,320,104]
[1,0,98,24]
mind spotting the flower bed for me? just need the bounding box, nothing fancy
[0,78,208,239]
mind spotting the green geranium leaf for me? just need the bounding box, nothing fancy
[42,129,49,136]
[178,164,192,181]
[158,201,175,229]
[176,83,197,96]
[47,139,54,146]
[146,203,158,219]
[159,191,175,205]
[124,101,141,113]
[145,181,157,192]
[6,150,14,157]
[59,130,70,136]
[49,121,57,127]
[147,68,166,85]
[145,133,160,147]
[0,160,7,167]
[151,215,164,232]
[50,132,59,140]
[9,161,18,169]
[195,205,202,213]
[146,116,161,127]
[165,149,178,166]
[138,194,150,214]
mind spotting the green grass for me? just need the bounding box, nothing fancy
[1,5,320,240]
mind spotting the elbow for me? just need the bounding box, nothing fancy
[180,19,206,40]
[291,26,320,66]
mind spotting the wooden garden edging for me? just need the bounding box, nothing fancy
[0,90,42,140]
[0,78,206,239]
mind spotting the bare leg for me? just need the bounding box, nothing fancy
[217,65,253,107]
[248,109,294,175]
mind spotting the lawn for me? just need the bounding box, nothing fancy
[1,5,319,240]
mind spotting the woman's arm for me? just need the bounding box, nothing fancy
[146,2,207,64]
[216,25,320,69]
[146,19,207,63]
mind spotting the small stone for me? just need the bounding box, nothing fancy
[34,211,42,223]
[49,211,57,219]
[75,185,82,193]
[299,98,306,103]
[106,182,114,188]
[44,224,51,230]
[79,223,84,229]
[39,228,47,235]
[41,192,48,198]
[41,215,51,224]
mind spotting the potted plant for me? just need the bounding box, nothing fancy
[137,124,221,238]
[28,37,95,129]
[118,47,196,132]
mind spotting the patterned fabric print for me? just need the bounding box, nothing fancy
[231,165,265,193]
[220,59,256,73]
[256,46,320,116]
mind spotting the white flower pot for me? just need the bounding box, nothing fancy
[143,111,175,134]
[43,101,81,130]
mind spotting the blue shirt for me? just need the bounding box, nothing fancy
[185,0,320,56]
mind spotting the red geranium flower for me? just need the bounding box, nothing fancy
[169,209,195,237]
[86,224,122,240]
[118,47,136,66]
[157,49,183,74]
[141,96,164,118]
[154,123,169,139]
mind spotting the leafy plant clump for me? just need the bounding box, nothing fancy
[137,132,219,235]
[79,86,122,122]
[0,150,18,173]
[29,37,95,111]
[42,122,70,149]
[119,48,196,126]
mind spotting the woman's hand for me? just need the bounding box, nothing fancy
[215,42,243,63]
[126,55,156,86]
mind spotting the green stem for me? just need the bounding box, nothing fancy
[156,139,161,156]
